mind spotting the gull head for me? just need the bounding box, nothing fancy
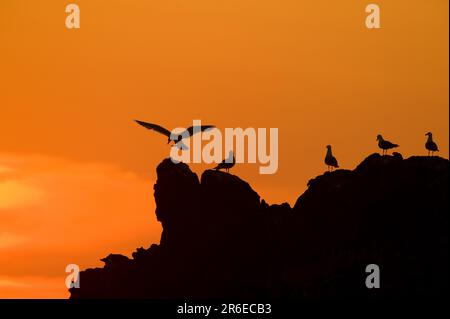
[376,134,383,141]
[168,134,182,144]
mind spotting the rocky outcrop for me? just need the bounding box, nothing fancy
[69,154,449,299]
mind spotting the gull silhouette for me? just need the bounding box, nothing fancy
[214,151,235,173]
[135,120,215,149]
[324,145,339,172]
[376,134,399,155]
[425,132,439,156]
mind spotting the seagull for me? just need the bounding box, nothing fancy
[425,132,439,156]
[324,145,339,172]
[135,120,215,149]
[376,134,399,155]
[214,151,235,173]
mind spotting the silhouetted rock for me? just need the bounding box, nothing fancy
[154,159,200,250]
[100,254,130,269]
[70,154,449,299]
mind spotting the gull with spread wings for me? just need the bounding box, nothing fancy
[135,120,215,149]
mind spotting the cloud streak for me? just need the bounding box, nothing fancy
[0,153,161,298]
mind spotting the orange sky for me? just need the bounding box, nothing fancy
[0,0,448,298]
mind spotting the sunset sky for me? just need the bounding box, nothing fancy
[0,0,448,298]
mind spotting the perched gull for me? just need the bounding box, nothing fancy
[376,134,399,155]
[214,151,235,173]
[324,145,339,172]
[135,120,215,149]
[425,132,439,156]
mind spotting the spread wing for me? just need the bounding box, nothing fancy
[135,120,171,137]
[185,125,215,136]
